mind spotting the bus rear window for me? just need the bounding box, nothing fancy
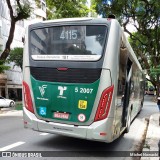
[30,25,107,61]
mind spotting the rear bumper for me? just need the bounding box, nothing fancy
[23,107,114,143]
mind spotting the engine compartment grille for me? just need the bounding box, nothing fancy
[30,67,101,83]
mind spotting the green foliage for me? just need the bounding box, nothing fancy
[46,0,89,19]
[95,0,160,89]
[150,66,160,81]
[16,1,32,19]
[129,27,160,84]
[35,0,41,8]
[15,103,23,110]
[90,0,98,17]
[0,60,10,73]
[8,47,23,70]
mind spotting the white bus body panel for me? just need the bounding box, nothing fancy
[24,107,114,142]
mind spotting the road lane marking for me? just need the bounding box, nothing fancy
[0,142,25,151]
[39,133,49,136]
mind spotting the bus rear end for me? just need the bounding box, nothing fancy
[23,18,116,142]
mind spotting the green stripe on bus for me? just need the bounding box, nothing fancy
[31,76,100,123]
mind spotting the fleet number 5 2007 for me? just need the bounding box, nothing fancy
[75,87,93,94]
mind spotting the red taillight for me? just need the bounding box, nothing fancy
[22,81,34,113]
[100,132,107,136]
[94,85,114,122]
[57,68,68,71]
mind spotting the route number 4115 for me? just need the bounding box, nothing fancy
[60,30,78,40]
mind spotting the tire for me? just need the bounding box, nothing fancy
[9,101,14,108]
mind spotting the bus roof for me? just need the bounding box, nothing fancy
[27,17,112,28]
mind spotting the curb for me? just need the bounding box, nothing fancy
[141,113,160,160]
[125,118,149,160]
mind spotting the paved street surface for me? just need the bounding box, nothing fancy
[0,95,159,160]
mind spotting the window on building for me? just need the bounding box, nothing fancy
[41,2,46,11]
[0,20,2,37]
[0,26,2,37]
[0,45,3,54]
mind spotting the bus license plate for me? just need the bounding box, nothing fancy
[54,112,69,119]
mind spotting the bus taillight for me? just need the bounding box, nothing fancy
[94,85,114,122]
[23,81,34,113]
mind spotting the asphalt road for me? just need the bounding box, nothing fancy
[0,95,158,160]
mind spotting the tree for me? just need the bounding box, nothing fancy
[8,47,23,70]
[90,0,99,17]
[129,29,160,95]
[0,49,10,73]
[95,0,160,96]
[0,0,31,60]
[0,60,10,73]
[45,0,89,19]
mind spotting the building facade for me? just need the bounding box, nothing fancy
[0,0,46,100]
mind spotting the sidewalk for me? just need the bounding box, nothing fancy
[0,108,23,116]
[0,101,22,115]
[141,113,160,160]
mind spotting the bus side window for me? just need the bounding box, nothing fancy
[117,38,128,106]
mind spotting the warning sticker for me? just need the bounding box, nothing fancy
[78,100,87,110]
[78,114,86,122]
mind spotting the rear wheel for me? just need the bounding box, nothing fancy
[9,101,14,108]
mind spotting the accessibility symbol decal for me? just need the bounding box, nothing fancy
[39,106,47,116]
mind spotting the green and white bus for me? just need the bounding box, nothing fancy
[23,18,145,143]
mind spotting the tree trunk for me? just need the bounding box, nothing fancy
[0,20,16,60]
